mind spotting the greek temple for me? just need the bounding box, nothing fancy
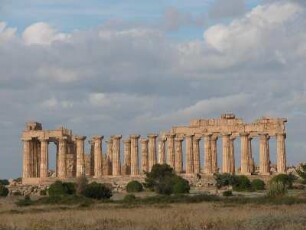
[21,114,287,184]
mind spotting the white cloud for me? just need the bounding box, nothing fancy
[0,21,16,43]
[37,66,79,83]
[22,22,69,45]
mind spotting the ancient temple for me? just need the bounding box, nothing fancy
[21,114,287,184]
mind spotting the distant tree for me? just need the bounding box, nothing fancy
[0,184,9,197]
[0,179,9,186]
[270,173,296,189]
[296,163,306,183]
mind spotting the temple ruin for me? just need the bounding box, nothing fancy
[21,114,287,184]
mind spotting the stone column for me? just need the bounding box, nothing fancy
[276,133,286,173]
[89,140,95,176]
[229,136,236,174]
[240,133,250,175]
[76,136,86,177]
[174,137,183,173]
[93,136,103,178]
[22,138,32,178]
[39,138,49,178]
[186,134,194,174]
[58,137,67,178]
[193,136,201,174]
[158,136,167,164]
[130,135,140,175]
[204,133,212,174]
[248,137,254,173]
[123,138,131,175]
[148,134,158,171]
[222,133,231,173]
[167,134,175,168]
[259,133,270,175]
[112,135,122,176]
[211,135,218,173]
[106,138,113,174]
[141,138,149,173]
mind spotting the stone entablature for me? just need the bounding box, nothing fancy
[21,114,288,184]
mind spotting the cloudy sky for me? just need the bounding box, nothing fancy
[0,0,306,178]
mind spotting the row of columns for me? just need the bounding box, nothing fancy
[22,132,287,179]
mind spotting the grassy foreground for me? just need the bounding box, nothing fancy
[1,194,306,230]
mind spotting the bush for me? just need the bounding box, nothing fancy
[48,181,76,196]
[266,181,287,198]
[270,174,296,189]
[233,176,252,192]
[16,195,34,206]
[123,194,137,202]
[144,164,190,195]
[126,180,143,193]
[0,184,9,197]
[215,173,237,189]
[251,179,265,190]
[223,190,233,197]
[173,176,190,194]
[0,179,9,186]
[82,182,112,200]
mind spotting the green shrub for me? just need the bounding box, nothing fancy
[82,182,112,200]
[48,181,76,196]
[233,175,252,192]
[0,184,9,197]
[223,190,233,197]
[173,176,190,194]
[266,181,287,198]
[123,194,137,202]
[215,173,237,189]
[126,180,143,193]
[270,174,296,189]
[144,164,190,195]
[0,179,9,186]
[16,195,34,206]
[40,189,47,196]
[251,179,265,190]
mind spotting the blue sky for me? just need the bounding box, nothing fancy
[1,0,306,178]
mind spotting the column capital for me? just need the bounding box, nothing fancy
[174,137,184,142]
[38,137,49,142]
[106,138,113,143]
[240,132,250,137]
[158,136,167,142]
[148,133,158,138]
[185,134,194,138]
[222,132,231,137]
[230,136,236,141]
[140,138,149,143]
[276,133,286,138]
[75,135,87,141]
[21,137,32,141]
[193,135,202,141]
[166,133,176,138]
[112,135,122,140]
[130,134,140,139]
[92,135,103,141]
[203,133,213,137]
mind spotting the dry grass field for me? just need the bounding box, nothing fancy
[1,196,306,230]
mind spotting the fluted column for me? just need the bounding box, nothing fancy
[259,133,270,175]
[112,135,122,176]
[229,136,235,174]
[39,138,49,178]
[22,138,32,178]
[186,134,194,174]
[167,134,175,168]
[141,138,149,172]
[124,138,131,175]
[89,140,94,176]
[58,137,67,178]
[204,133,212,174]
[158,136,167,164]
[276,133,286,173]
[76,136,86,177]
[93,136,103,178]
[193,136,201,174]
[148,134,158,171]
[240,133,250,175]
[222,133,231,173]
[248,136,254,173]
[106,138,113,173]
[130,135,140,175]
[174,137,183,173]
[211,135,218,173]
